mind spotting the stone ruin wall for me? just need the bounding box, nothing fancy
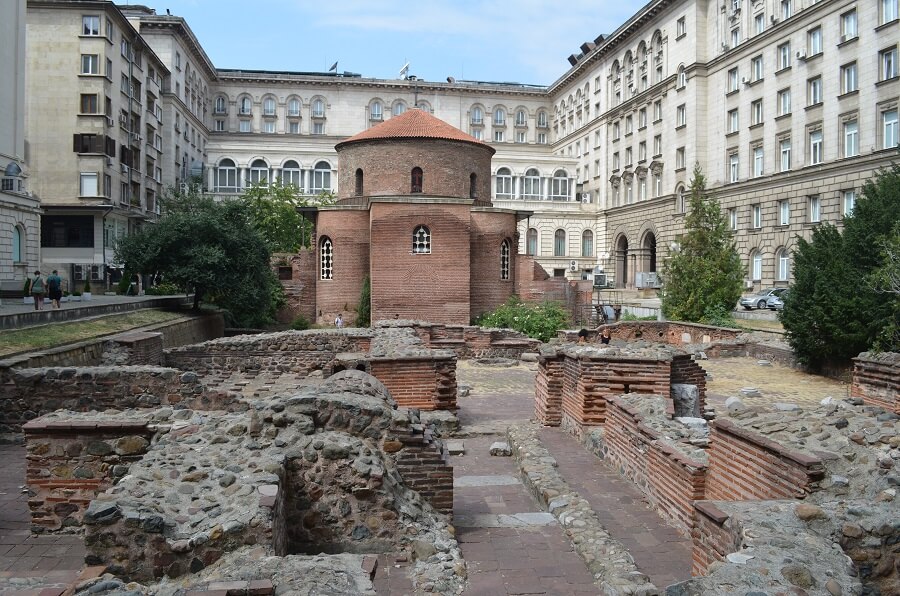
[851,351,899,415]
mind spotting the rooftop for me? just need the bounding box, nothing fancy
[335,108,494,153]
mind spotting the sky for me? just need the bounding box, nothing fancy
[126,0,638,86]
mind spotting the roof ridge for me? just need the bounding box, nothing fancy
[335,109,493,153]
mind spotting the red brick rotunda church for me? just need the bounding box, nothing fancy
[306,108,530,326]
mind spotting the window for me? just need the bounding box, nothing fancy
[780,137,792,171]
[882,0,899,24]
[79,172,98,196]
[751,55,763,81]
[263,121,275,133]
[728,109,739,133]
[752,204,762,228]
[625,147,633,166]
[12,225,23,262]
[288,98,301,117]
[843,190,856,216]
[80,93,99,113]
[841,10,858,40]
[625,115,633,134]
[493,107,506,126]
[554,229,566,256]
[495,168,512,198]
[249,159,269,185]
[239,97,252,115]
[843,119,859,157]
[288,121,300,134]
[728,67,740,92]
[612,152,620,171]
[320,237,333,280]
[581,230,594,257]
[312,122,324,135]
[500,239,511,280]
[81,54,99,75]
[407,166,423,193]
[551,170,569,199]
[470,173,478,199]
[779,199,790,225]
[809,129,823,164]
[729,208,738,230]
[174,51,181,70]
[471,106,483,125]
[493,130,505,143]
[639,108,647,128]
[515,109,527,126]
[393,102,406,116]
[281,160,302,190]
[778,42,791,70]
[678,66,687,88]
[612,121,620,140]
[808,77,822,105]
[638,141,647,162]
[677,17,686,37]
[753,146,764,177]
[312,161,331,193]
[638,175,647,201]
[526,228,537,255]
[755,13,765,35]
[676,104,686,127]
[653,100,662,122]
[370,101,383,121]
[312,99,325,118]
[41,215,94,248]
[805,195,822,224]
[751,250,763,280]
[880,46,898,80]
[239,120,251,133]
[782,0,792,20]
[214,96,227,114]
[214,120,226,132]
[413,225,431,254]
[263,97,276,116]
[808,27,823,56]
[841,62,858,94]
[537,111,548,128]
[523,169,541,198]
[731,27,741,48]
[729,152,740,182]
[676,186,686,212]
[751,100,763,125]
[82,15,100,36]
[883,109,899,149]
[777,88,791,116]
[653,134,662,157]
[216,159,237,191]
[676,147,686,169]
[537,132,547,144]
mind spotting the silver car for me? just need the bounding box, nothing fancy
[740,288,787,310]
[767,289,790,310]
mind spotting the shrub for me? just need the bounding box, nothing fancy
[145,282,182,295]
[83,279,91,293]
[476,297,570,343]
[698,304,740,328]
[290,315,311,330]
[23,278,31,296]
[356,276,371,328]
[621,312,657,321]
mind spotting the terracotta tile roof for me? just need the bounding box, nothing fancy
[335,108,493,152]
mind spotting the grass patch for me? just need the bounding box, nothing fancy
[736,318,785,333]
[0,309,187,357]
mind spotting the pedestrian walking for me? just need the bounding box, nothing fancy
[47,270,63,309]
[30,270,46,311]
[334,313,344,328]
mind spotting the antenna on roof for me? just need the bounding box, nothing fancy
[399,62,410,80]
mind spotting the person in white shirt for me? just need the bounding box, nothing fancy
[334,313,344,328]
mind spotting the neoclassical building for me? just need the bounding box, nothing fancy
[19,0,900,293]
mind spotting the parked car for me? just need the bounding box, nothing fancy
[739,287,788,310]
[767,288,790,310]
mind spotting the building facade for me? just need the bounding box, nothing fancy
[22,0,900,294]
[1,0,40,291]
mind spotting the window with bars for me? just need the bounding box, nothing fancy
[500,239,510,280]
[413,225,431,254]
[320,237,333,280]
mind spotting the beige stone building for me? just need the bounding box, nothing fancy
[23,0,900,292]
[1,0,40,292]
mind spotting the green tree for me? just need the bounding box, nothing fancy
[661,165,744,322]
[356,276,371,327]
[476,297,570,343]
[869,223,900,350]
[240,182,306,252]
[115,191,281,327]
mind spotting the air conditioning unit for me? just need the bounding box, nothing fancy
[745,280,754,289]
[121,164,129,174]
[796,49,807,60]
[582,192,592,203]
[73,264,85,281]
[593,272,607,288]
[741,76,748,84]
[771,15,778,24]
[106,157,113,167]
[569,260,578,272]
[90,264,104,281]
[106,117,114,127]
[722,43,730,51]
[119,114,128,126]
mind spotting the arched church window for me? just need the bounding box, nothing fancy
[411,167,423,193]
[500,239,511,280]
[413,225,431,254]
[320,236,333,280]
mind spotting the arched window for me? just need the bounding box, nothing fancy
[12,224,24,263]
[312,161,332,194]
[416,100,431,113]
[500,239,511,280]
[411,167,423,193]
[355,168,364,196]
[678,65,687,88]
[776,248,791,280]
[249,159,270,185]
[216,158,237,191]
[515,109,527,126]
[494,107,506,125]
[413,225,431,254]
[554,229,566,256]
[281,160,301,190]
[214,96,227,114]
[526,228,538,256]
[676,185,686,213]
[263,96,276,116]
[239,96,252,115]
[287,97,301,117]
[312,98,325,118]
[750,250,763,281]
[537,110,548,128]
[320,236,333,280]
[393,101,406,116]
[369,101,383,121]
[551,169,569,200]
[471,106,483,125]
[523,168,541,199]
[469,173,478,199]
[495,168,512,198]
[582,230,594,257]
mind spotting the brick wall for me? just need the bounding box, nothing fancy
[670,355,707,412]
[513,256,569,303]
[705,419,826,501]
[23,419,153,531]
[276,250,317,325]
[851,352,899,414]
[315,209,371,326]
[469,210,517,319]
[369,355,457,411]
[370,202,472,324]
[335,138,494,202]
[391,425,453,515]
[534,353,564,426]
[604,321,742,345]
[691,501,741,576]
[105,331,164,365]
